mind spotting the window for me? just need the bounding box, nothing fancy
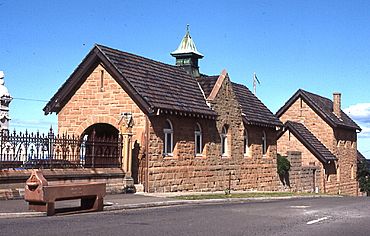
[221,125,228,156]
[100,70,104,92]
[351,164,355,179]
[262,131,267,155]
[244,129,250,156]
[163,119,174,156]
[195,123,202,155]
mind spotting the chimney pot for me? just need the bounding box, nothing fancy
[333,92,341,118]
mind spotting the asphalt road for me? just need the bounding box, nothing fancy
[1,197,369,236]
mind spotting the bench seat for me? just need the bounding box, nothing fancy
[24,170,106,216]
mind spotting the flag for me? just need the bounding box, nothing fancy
[253,72,260,95]
[253,73,260,84]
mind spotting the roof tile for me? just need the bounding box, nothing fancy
[283,121,337,163]
[197,76,282,127]
[276,89,360,130]
[98,45,216,116]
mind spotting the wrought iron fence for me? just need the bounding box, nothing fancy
[0,129,122,169]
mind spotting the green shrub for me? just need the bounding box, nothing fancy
[277,154,291,176]
[358,161,370,195]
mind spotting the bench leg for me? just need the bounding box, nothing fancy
[28,201,55,216]
[81,196,104,211]
[46,202,55,216]
[94,197,104,211]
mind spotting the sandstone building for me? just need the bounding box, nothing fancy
[43,28,283,193]
[276,89,361,195]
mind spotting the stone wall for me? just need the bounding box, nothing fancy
[145,75,280,192]
[208,76,244,159]
[147,158,279,193]
[285,151,320,193]
[333,128,358,195]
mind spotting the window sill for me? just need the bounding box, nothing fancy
[163,154,174,158]
[195,154,204,158]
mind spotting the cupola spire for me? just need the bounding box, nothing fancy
[171,25,203,77]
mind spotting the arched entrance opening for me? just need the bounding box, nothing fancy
[81,123,119,139]
[81,123,121,168]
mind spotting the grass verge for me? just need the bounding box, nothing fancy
[173,192,319,200]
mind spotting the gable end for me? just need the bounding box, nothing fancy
[43,45,154,115]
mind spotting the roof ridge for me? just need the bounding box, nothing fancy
[96,44,186,73]
[300,89,332,103]
[277,89,360,130]
[199,74,219,78]
[231,81,247,87]
[207,69,228,101]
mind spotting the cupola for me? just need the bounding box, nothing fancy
[171,25,203,77]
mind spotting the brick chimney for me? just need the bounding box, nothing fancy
[333,92,341,118]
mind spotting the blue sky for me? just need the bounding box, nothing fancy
[1,0,369,157]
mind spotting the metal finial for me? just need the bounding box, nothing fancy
[186,24,190,33]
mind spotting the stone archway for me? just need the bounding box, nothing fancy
[81,123,121,168]
[81,123,119,139]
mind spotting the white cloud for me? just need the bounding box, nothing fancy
[343,103,370,157]
[344,103,370,123]
[359,127,370,138]
[344,103,370,138]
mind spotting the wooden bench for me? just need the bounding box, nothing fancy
[24,170,106,216]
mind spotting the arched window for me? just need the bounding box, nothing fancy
[163,119,174,155]
[262,131,267,155]
[195,123,202,155]
[244,129,250,156]
[221,125,228,156]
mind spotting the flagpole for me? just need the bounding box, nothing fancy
[253,72,256,95]
[253,72,260,95]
